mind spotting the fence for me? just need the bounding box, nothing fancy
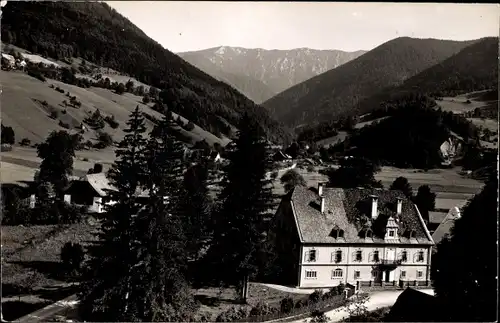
[236,285,356,323]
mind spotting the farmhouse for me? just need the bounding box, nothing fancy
[270,184,434,289]
[64,173,149,213]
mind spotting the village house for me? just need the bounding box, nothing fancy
[270,183,434,289]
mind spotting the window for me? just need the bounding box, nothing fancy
[354,271,361,279]
[417,251,424,262]
[417,270,423,278]
[332,268,343,278]
[372,270,379,278]
[355,250,363,262]
[410,230,417,238]
[338,229,344,238]
[366,229,373,238]
[306,249,317,262]
[389,230,395,237]
[373,251,380,262]
[332,250,342,263]
[401,251,408,262]
[401,271,406,279]
[305,270,317,279]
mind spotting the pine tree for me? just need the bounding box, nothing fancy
[78,106,149,321]
[182,160,212,262]
[205,112,276,302]
[136,114,197,321]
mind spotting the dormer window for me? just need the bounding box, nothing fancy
[389,230,395,237]
[330,228,345,239]
[410,230,417,239]
[365,229,373,239]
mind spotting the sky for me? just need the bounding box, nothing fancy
[113,2,495,53]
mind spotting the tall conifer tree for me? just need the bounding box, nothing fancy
[78,106,148,321]
[205,112,275,301]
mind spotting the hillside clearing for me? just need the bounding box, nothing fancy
[0,70,226,147]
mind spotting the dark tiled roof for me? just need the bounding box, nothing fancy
[289,186,433,244]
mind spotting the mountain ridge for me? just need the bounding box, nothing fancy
[178,46,366,103]
[263,36,479,128]
[1,1,290,143]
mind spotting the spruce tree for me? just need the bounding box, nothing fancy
[78,106,149,321]
[205,112,276,301]
[136,114,198,321]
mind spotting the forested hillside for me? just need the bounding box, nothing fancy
[1,1,290,143]
[354,37,499,116]
[264,37,477,128]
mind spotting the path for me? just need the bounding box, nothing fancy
[290,289,434,323]
[14,294,78,323]
[256,283,330,295]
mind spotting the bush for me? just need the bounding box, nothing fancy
[183,121,195,131]
[307,165,315,173]
[1,124,15,144]
[215,307,248,322]
[55,86,65,94]
[95,131,113,149]
[295,299,309,309]
[20,138,31,146]
[308,290,324,304]
[248,301,278,317]
[310,310,329,323]
[58,120,70,129]
[49,109,59,119]
[60,242,85,274]
[1,144,13,152]
[27,70,46,82]
[104,115,119,129]
[142,95,150,104]
[280,296,295,314]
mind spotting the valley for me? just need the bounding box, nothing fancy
[0,1,497,323]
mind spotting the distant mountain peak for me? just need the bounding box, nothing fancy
[179,46,366,103]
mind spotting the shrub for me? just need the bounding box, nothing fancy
[60,242,85,274]
[49,109,59,119]
[310,310,329,323]
[27,70,46,82]
[104,115,119,129]
[280,296,295,314]
[1,144,13,152]
[183,121,195,131]
[55,86,65,94]
[20,138,31,146]
[58,120,70,129]
[308,290,324,304]
[142,95,150,104]
[1,124,15,144]
[215,307,248,322]
[307,165,316,173]
[95,131,113,149]
[249,301,276,317]
[295,299,309,309]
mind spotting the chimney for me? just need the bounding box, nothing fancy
[64,194,71,204]
[320,196,325,214]
[369,195,378,219]
[318,183,324,196]
[396,197,403,215]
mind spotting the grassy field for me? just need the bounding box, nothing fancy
[467,118,498,132]
[1,221,309,322]
[0,70,227,147]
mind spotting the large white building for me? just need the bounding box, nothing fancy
[270,184,434,289]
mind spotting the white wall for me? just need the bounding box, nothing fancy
[299,245,431,288]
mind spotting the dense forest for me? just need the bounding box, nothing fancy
[1,1,291,143]
[263,37,476,127]
[328,95,482,169]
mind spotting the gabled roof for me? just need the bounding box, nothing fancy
[288,186,433,245]
[432,202,466,246]
[86,173,116,197]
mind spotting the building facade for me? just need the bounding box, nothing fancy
[271,184,434,289]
